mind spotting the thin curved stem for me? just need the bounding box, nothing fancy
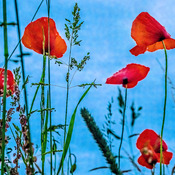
[118,87,127,168]
[160,40,168,175]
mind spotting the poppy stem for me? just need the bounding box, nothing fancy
[1,0,8,174]
[118,86,127,168]
[151,168,155,175]
[160,40,168,175]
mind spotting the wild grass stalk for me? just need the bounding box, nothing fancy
[41,55,46,174]
[14,0,35,172]
[80,108,122,175]
[2,0,8,174]
[7,0,45,62]
[46,0,53,173]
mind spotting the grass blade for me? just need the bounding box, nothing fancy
[56,83,93,174]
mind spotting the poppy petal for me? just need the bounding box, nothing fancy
[22,17,67,58]
[130,45,147,56]
[130,12,173,56]
[106,63,150,89]
[148,38,175,52]
[50,34,67,58]
[157,151,173,165]
[0,68,15,97]
[136,129,167,151]
[131,12,171,46]
[138,155,154,169]
[124,63,150,82]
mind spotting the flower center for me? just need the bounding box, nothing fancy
[123,78,128,85]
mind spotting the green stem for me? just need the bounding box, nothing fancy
[14,0,34,172]
[7,0,45,62]
[48,58,53,175]
[64,32,73,143]
[47,1,53,173]
[160,41,168,175]
[1,0,8,174]
[9,125,27,166]
[118,87,127,168]
[151,169,155,175]
[41,55,46,174]
[54,152,57,175]
[14,0,29,122]
[62,26,73,175]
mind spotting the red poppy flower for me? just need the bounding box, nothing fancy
[105,63,150,88]
[0,68,15,97]
[136,129,173,169]
[130,12,175,56]
[22,17,67,58]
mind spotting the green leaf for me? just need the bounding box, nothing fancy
[42,150,62,156]
[107,129,121,140]
[128,133,139,138]
[56,83,93,174]
[47,124,66,132]
[65,18,71,23]
[89,166,108,172]
[12,123,21,133]
[22,75,29,90]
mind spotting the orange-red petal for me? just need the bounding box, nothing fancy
[136,129,168,152]
[148,38,175,52]
[22,17,67,58]
[138,155,154,169]
[105,63,150,88]
[0,68,15,97]
[157,151,173,165]
[130,12,174,56]
[130,45,147,56]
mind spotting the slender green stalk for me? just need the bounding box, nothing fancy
[41,55,46,174]
[9,125,27,166]
[160,41,168,175]
[28,76,44,119]
[48,58,53,175]
[151,169,155,175]
[1,0,8,174]
[14,0,34,172]
[14,0,29,120]
[43,91,49,162]
[64,30,73,143]
[62,24,74,175]
[118,87,127,168]
[7,0,45,62]
[46,1,53,173]
[54,152,57,175]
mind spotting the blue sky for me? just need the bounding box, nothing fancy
[1,0,175,174]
